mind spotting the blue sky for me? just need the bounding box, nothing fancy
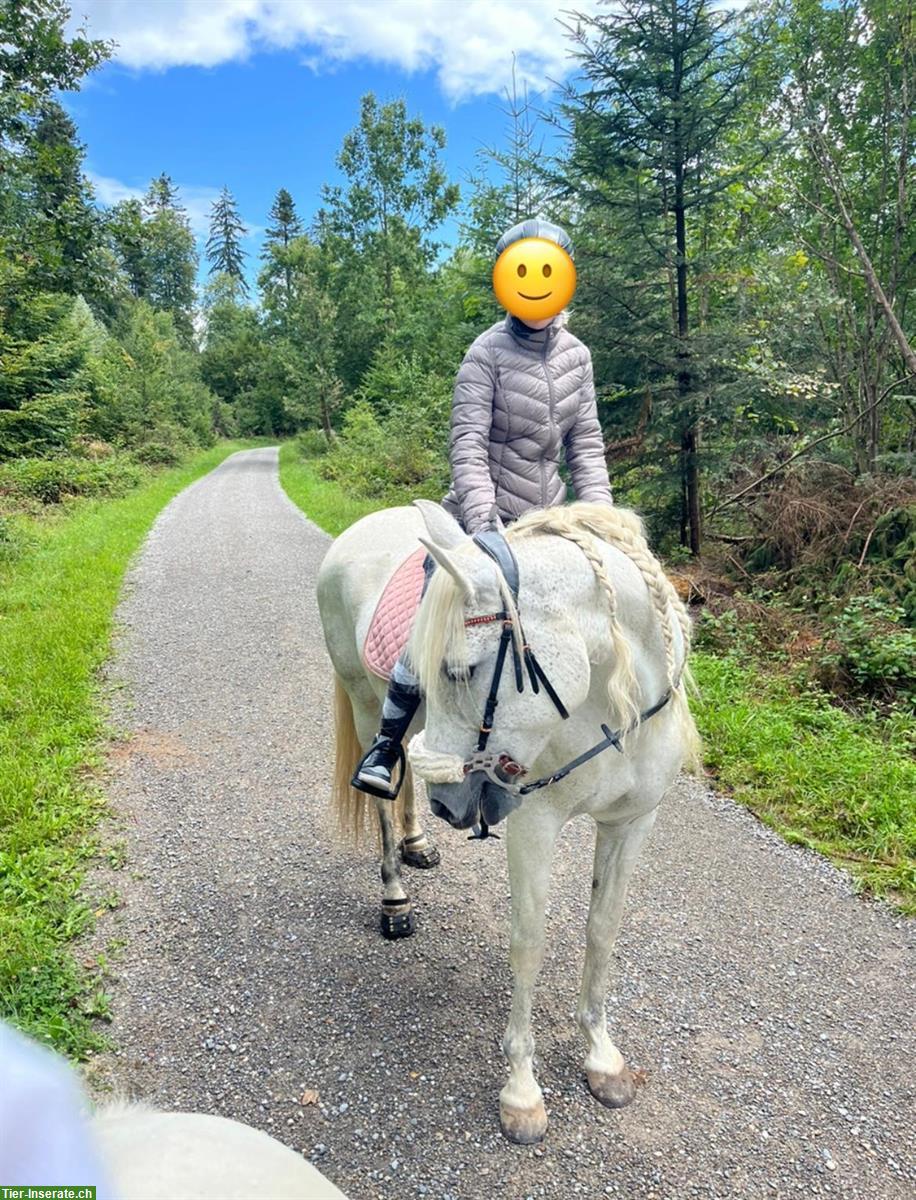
[62,1,603,282]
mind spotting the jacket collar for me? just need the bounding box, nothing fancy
[504,310,567,350]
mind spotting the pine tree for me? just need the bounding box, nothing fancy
[560,0,769,554]
[144,173,180,215]
[206,186,248,292]
[262,188,303,312]
[22,101,101,299]
[265,189,302,249]
[106,198,148,298]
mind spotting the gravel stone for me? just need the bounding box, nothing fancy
[88,447,915,1199]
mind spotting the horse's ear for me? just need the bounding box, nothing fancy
[418,537,477,606]
[413,499,467,550]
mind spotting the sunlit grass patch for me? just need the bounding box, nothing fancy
[692,653,915,913]
[0,441,256,1058]
[277,440,383,536]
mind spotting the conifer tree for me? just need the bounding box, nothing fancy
[137,175,198,342]
[262,188,303,311]
[206,186,248,293]
[144,173,180,215]
[24,101,100,297]
[265,189,302,249]
[560,0,768,553]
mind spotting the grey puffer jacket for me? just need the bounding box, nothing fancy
[441,313,612,534]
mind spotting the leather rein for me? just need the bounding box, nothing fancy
[462,531,674,837]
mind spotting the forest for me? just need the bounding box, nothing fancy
[1,0,914,999]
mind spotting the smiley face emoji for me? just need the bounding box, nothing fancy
[492,236,577,323]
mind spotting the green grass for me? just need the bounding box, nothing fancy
[692,652,916,912]
[277,441,383,535]
[0,440,257,1057]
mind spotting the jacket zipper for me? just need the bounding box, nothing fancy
[540,337,556,507]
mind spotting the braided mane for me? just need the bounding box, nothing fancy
[409,503,695,753]
[508,502,691,693]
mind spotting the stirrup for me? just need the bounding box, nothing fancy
[350,740,407,801]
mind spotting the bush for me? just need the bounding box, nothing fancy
[319,398,450,504]
[132,441,184,467]
[814,595,916,707]
[318,352,451,504]
[0,455,143,505]
[295,428,333,460]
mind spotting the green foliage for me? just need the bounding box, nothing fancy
[693,652,916,911]
[139,178,198,340]
[0,454,142,504]
[131,440,184,467]
[102,300,215,452]
[0,441,252,1056]
[293,428,332,460]
[206,185,248,291]
[318,352,451,504]
[814,597,916,706]
[0,289,97,459]
[0,1,111,150]
[316,92,461,390]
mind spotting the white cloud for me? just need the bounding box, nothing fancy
[86,171,261,240]
[68,0,605,101]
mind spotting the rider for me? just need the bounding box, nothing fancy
[351,217,614,798]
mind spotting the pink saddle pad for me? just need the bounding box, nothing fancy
[362,547,428,681]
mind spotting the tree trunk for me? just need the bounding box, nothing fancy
[672,27,700,556]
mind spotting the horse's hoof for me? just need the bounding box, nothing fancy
[586,1065,638,1109]
[399,836,441,870]
[380,899,416,940]
[499,1099,547,1144]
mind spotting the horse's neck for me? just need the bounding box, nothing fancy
[547,539,672,708]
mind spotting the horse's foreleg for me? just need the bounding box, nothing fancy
[578,808,657,1108]
[398,773,441,870]
[499,809,561,1145]
[376,797,415,940]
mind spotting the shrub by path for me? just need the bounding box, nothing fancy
[92,447,914,1199]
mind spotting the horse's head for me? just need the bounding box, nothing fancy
[406,502,597,832]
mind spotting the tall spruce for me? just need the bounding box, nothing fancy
[263,188,303,311]
[207,185,248,292]
[144,173,180,215]
[561,0,768,553]
[23,101,100,297]
[265,188,302,248]
[140,175,197,341]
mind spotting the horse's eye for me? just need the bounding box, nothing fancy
[445,664,476,682]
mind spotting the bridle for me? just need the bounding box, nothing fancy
[460,530,675,838]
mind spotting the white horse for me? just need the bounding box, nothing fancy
[317,499,699,1143]
[91,1105,347,1199]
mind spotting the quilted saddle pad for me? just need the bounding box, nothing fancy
[362,546,428,681]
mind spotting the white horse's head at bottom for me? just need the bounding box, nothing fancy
[317,499,700,1143]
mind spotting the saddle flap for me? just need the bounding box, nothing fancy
[362,546,428,681]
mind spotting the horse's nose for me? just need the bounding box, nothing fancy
[428,772,522,831]
[427,775,484,829]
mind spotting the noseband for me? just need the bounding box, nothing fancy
[461,530,675,838]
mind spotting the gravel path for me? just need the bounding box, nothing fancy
[90,446,914,1199]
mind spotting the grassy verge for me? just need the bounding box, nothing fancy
[692,653,915,912]
[0,440,257,1058]
[277,441,383,535]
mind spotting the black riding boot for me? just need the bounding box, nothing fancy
[351,675,422,799]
